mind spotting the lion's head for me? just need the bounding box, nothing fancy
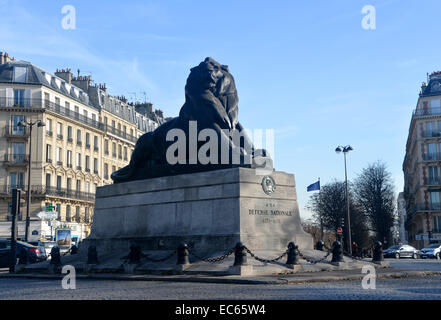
[180,57,239,129]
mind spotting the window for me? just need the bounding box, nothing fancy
[104,116,108,126]
[13,89,25,106]
[46,119,52,136]
[76,129,82,144]
[56,147,62,164]
[112,165,116,173]
[124,146,127,160]
[12,115,25,135]
[428,143,436,159]
[429,166,439,184]
[112,120,115,128]
[92,114,96,122]
[10,172,24,189]
[430,191,440,210]
[85,155,90,171]
[104,139,109,154]
[86,181,90,193]
[112,142,116,157]
[46,144,52,162]
[118,144,122,159]
[86,133,90,147]
[67,178,72,191]
[65,101,70,110]
[76,180,81,192]
[427,121,436,135]
[94,158,98,173]
[56,123,62,139]
[83,110,88,118]
[66,205,71,222]
[67,126,72,141]
[75,206,80,222]
[85,207,89,223]
[55,97,60,106]
[94,136,98,151]
[45,174,51,188]
[67,150,72,167]
[56,176,62,190]
[76,153,81,169]
[104,163,108,179]
[11,142,24,161]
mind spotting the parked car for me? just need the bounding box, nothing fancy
[383,244,419,259]
[419,243,441,259]
[0,240,47,267]
[28,240,57,257]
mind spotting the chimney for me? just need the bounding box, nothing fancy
[72,74,91,92]
[0,52,4,65]
[55,68,72,84]
[154,109,163,119]
[3,52,11,63]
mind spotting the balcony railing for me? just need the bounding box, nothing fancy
[414,107,441,117]
[422,130,441,138]
[0,185,95,201]
[0,98,140,143]
[4,125,29,138]
[4,154,29,164]
[426,176,441,185]
[413,203,441,212]
[423,153,441,161]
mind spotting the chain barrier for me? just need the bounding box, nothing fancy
[187,248,235,263]
[298,248,331,264]
[243,246,288,263]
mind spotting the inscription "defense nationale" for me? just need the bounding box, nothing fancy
[248,209,293,216]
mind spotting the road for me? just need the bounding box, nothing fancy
[0,258,440,300]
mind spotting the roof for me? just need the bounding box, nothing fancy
[0,60,95,109]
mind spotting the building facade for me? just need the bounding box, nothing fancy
[403,71,441,249]
[0,52,164,239]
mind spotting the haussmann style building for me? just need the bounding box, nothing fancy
[403,71,441,249]
[0,51,166,241]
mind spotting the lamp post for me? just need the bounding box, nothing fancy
[335,145,353,256]
[17,119,45,242]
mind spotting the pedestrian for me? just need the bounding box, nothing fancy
[352,242,359,257]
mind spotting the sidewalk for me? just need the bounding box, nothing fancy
[1,268,440,285]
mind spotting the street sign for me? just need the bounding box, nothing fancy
[337,227,343,235]
[37,211,58,220]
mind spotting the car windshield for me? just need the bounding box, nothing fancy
[426,244,440,248]
[388,245,400,250]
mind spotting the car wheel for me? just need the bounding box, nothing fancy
[395,253,400,259]
[413,253,418,259]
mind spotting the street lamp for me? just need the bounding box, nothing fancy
[17,119,45,242]
[335,145,353,256]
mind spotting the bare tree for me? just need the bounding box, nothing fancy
[354,161,396,245]
[307,180,370,252]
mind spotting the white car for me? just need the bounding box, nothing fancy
[420,243,441,259]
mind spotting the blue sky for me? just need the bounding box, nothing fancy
[1,0,439,220]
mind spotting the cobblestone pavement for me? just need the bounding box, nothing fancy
[0,275,440,300]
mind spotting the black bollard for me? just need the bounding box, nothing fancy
[128,243,142,264]
[50,246,62,266]
[176,243,190,265]
[331,241,344,263]
[87,245,99,264]
[315,240,325,251]
[286,242,299,265]
[233,242,247,266]
[18,247,28,265]
[372,241,384,262]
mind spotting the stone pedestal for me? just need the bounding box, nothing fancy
[86,167,312,256]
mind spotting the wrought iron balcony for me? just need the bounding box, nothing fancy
[4,154,29,165]
[423,153,441,161]
[422,130,441,138]
[4,125,29,138]
[426,176,441,185]
[0,185,95,201]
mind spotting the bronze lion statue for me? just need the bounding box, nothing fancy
[111,57,272,183]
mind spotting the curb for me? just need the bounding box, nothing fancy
[1,270,441,285]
